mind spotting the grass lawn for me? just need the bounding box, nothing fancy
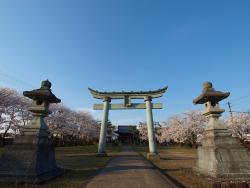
[0,144,122,188]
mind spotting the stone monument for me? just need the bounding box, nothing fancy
[0,80,62,183]
[193,81,250,179]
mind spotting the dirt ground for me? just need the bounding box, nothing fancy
[135,145,250,188]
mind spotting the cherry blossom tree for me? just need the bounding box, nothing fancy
[74,111,99,144]
[159,111,207,147]
[183,111,207,146]
[0,87,100,146]
[161,115,187,144]
[46,103,74,137]
[46,104,100,145]
[0,88,32,144]
[138,122,148,141]
[227,112,250,142]
[156,126,170,144]
[138,122,162,143]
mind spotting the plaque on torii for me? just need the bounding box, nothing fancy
[89,86,168,159]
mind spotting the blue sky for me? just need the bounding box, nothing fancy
[0,0,250,125]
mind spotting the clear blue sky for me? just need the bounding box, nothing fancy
[0,0,250,125]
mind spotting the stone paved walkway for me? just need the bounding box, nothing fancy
[84,146,177,188]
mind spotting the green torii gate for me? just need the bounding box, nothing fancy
[89,86,168,159]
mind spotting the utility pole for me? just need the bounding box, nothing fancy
[227,102,233,123]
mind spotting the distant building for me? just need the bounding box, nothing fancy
[116,125,139,144]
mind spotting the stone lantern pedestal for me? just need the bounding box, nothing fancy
[193,82,250,180]
[0,80,62,183]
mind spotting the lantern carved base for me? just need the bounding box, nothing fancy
[0,134,62,183]
[194,128,250,180]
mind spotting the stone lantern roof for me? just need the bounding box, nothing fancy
[23,79,61,104]
[193,81,230,106]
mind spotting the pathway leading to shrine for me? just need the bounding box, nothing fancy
[84,146,177,188]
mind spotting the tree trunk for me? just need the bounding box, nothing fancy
[3,122,12,146]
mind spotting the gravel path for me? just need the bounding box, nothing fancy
[84,146,177,188]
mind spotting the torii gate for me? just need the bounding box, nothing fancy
[89,87,168,159]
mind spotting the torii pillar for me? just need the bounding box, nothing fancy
[97,97,111,156]
[145,96,158,158]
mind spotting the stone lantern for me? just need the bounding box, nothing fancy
[22,79,61,136]
[193,81,250,179]
[0,80,62,183]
